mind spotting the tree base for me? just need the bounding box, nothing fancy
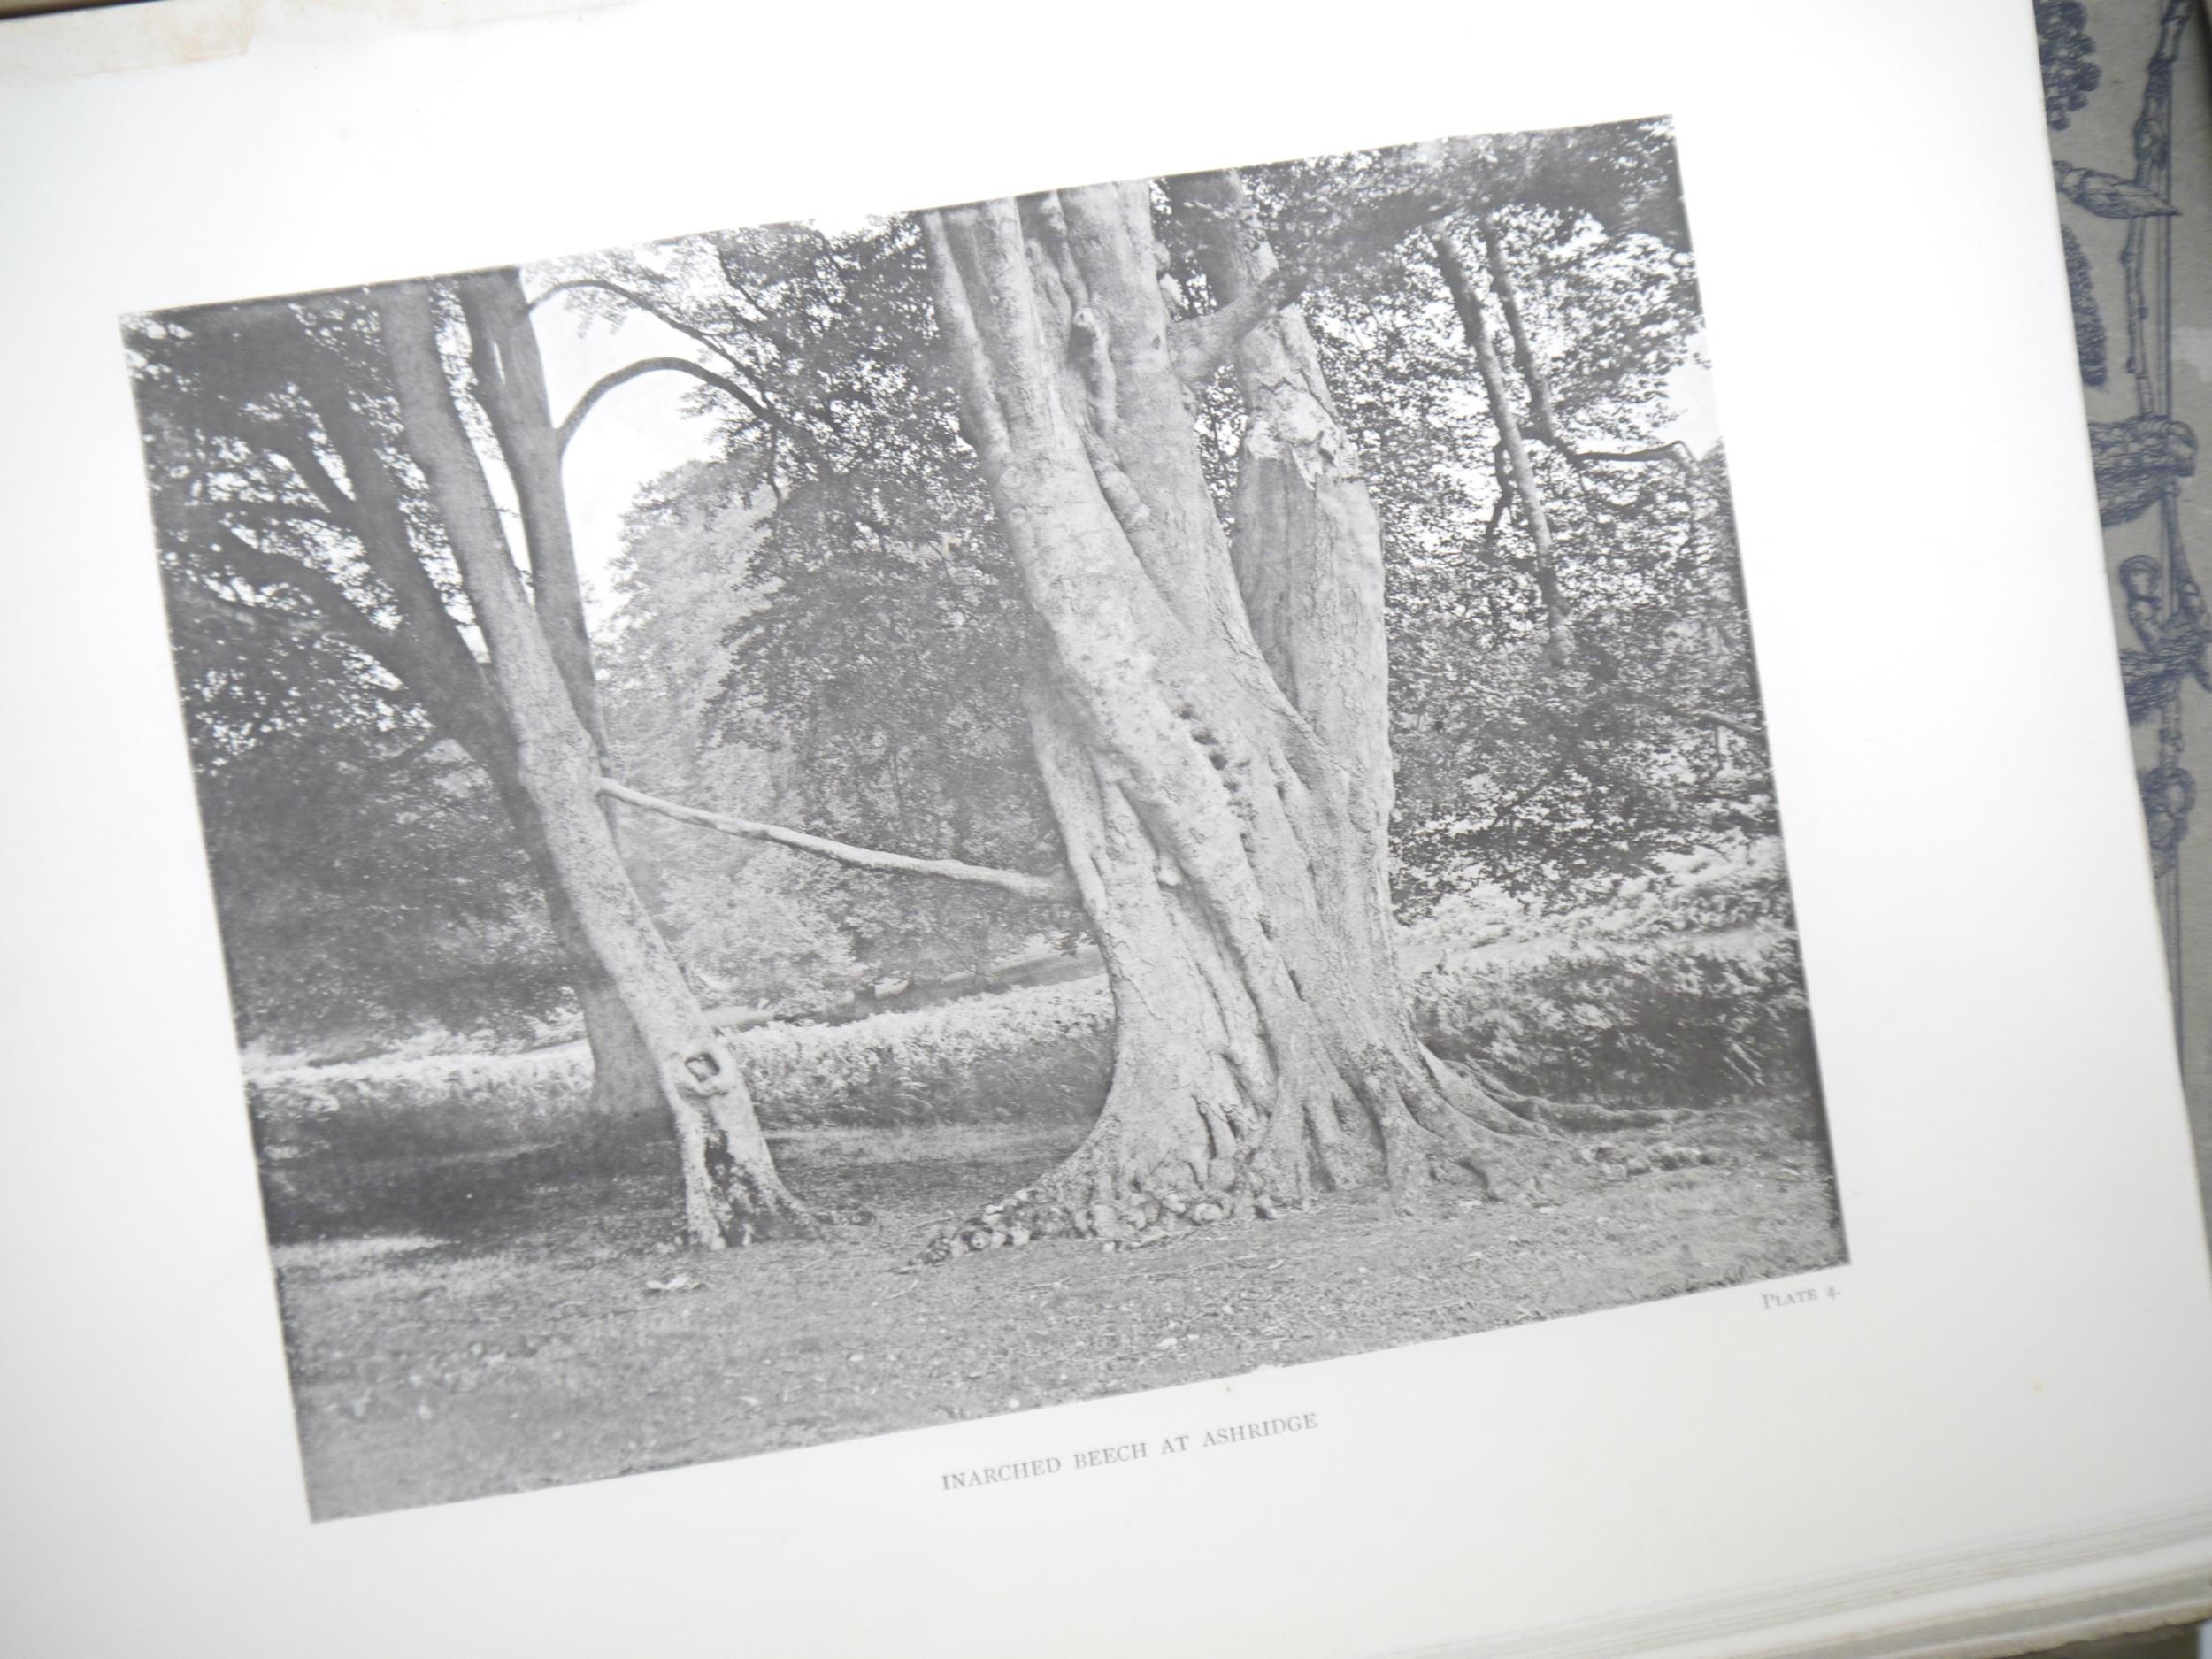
[681,1121,819,1249]
[910,1177,1317,1264]
[1460,1062,1686,1133]
[907,1102,1741,1267]
[910,1095,1533,1265]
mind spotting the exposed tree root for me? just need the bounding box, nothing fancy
[904,1042,1686,1267]
[907,1165,1376,1267]
[907,1056,1564,1265]
[1456,1061,1685,1132]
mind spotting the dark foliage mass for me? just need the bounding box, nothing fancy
[133,306,569,1049]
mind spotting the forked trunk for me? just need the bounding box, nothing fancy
[921,182,1526,1242]
[286,310,672,1135]
[374,282,811,1245]
[485,764,665,1122]
[453,270,665,1124]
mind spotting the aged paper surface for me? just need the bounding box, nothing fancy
[0,2,2208,1655]
[123,114,1845,1520]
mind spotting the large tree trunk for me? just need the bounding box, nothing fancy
[920,182,1526,1240]
[373,281,811,1245]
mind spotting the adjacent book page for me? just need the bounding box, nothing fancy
[0,2,2207,1655]
[2036,0,2212,1225]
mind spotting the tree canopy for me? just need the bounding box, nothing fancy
[132,116,1798,1243]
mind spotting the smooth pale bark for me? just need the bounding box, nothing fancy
[1431,227,1576,663]
[446,274,676,1116]
[374,281,811,1245]
[1170,171,1396,924]
[479,765,662,1119]
[1474,219,1692,474]
[599,777,1078,902]
[279,311,672,1126]
[455,270,611,761]
[921,182,1525,1235]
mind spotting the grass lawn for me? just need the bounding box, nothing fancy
[267,1105,1843,1519]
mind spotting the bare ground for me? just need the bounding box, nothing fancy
[266,1103,1842,1520]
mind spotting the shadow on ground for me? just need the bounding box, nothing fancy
[261,1102,1844,1520]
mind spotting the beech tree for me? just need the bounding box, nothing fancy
[1284,166,1768,902]
[131,276,813,1244]
[141,117,1740,1250]
[548,119,1715,1237]
[908,173,1544,1230]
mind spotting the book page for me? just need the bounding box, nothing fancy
[0,2,2206,1655]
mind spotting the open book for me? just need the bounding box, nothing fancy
[0,2,2206,1655]
[2047,0,2212,1225]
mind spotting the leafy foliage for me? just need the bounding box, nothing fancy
[595,454,861,1009]
[1255,128,1769,907]
[130,304,568,1048]
[194,721,564,1051]
[1413,838,1820,1110]
[557,222,1073,990]
[140,116,1795,1064]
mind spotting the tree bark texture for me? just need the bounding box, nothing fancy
[1431,227,1576,664]
[920,181,1524,1240]
[480,766,664,1120]
[373,281,811,1245]
[265,315,665,1125]
[454,270,613,763]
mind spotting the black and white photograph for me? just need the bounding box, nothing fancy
[127,116,1845,1521]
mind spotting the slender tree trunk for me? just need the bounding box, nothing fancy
[281,319,664,1120]
[1432,227,1576,664]
[456,270,614,762]
[480,764,663,1119]
[920,183,1525,1241]
[1476,216,1566,449]
[450,271,668,1116]
[374,281,811,1245]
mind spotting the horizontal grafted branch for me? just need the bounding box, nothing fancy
[597,777,1078,903]
[1569,441,1696,469]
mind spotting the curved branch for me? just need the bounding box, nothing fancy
[557,356,767,453]
[530,277,748,367]
[1167,268,1301,384]
[457,271,610,760]
[597,777,1077,903]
